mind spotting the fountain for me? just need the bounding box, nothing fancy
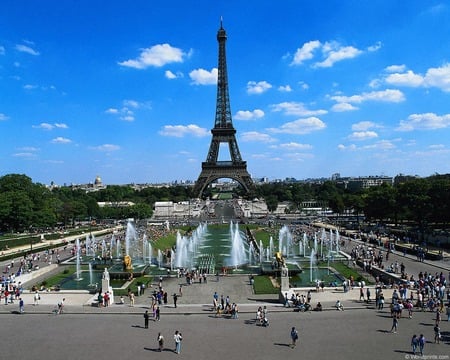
[278,225,293,257]
[229,221,247,267]
[310,249,316,282]
[75,238,82,280]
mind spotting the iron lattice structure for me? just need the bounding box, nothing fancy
[193,22,254,198]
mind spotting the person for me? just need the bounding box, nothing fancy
[173,293,178,308]
[33,291,40,306]
[446,303,450,321]
[19,298,24,313]
[390,316,398,333]
[335,300,344,311]
[434,324,441,344]
[290,326,299,348]
[129,292,135,307]
[313,302,322,311]
[155,306,160,321]
[411,334,418,355]
[174,330,182,354]
[157,332,164,352]
[57,298,65,314]
[418,334,425,355]
[144,310,149,329]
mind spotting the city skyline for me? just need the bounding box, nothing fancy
[1,1,450,185]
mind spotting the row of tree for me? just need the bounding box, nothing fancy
[0,173,449,234]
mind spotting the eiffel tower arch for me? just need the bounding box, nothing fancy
[193,21,254,198]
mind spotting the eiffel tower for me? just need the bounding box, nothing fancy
[193,21,254,198]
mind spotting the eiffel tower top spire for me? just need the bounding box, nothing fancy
[214,18,232,129]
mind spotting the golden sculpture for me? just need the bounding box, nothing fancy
[123,255,132,270]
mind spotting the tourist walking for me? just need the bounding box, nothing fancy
[174,330,182,354]
[33,291,40,306]
[19,298,24,313]
[411,334,418,355]
[434,324,441,344]
[157,332,164,352]
[390,316,398,333]
[173,293,178,308]
[418,334,425,355]
[155,306,160,321]
[290,326,299,348]
[144,310,149,328]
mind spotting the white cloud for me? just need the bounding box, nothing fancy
[51,137,72,144]
[314,43,363,68]
[234,109,264,120]
[91,144,121,152]
[385,64,407,73]
[13,152,37,158]
[331,89,405,104]
[247,80,272,94]
[279,142,313,150]
[338,144,357,151]
[0,46,5,55]
[291,40,377,68]
[383,63,450,92]
[159,124,209,137]
[278,85,292,92]
[33,123,54,130]
[348,131,378,141]
[397,112,450,131]
[189,68,217,85]
[105,108,119,114]
[351,121,378,131]
[298,81,309,90]
[268,117,326,134]
[290,40,321,65]
[240,131,276,143]
[118,44,187,69]
[123,99,140,109]
[24,84,38,90]
[0,113,9,121]
[363,140,395,150]
[385,70,424,87]
[54,123,68,129]
[424,63,450,92]
[271,101,327,116]
[367,41,382,52]
[331,102,358,112]
[15,44,40,56]
[165,70,183,79]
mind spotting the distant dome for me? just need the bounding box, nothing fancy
[94,175,102,185]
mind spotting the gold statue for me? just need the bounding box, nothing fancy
[123,255,132,270]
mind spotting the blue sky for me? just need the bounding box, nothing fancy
[1,1,450,185]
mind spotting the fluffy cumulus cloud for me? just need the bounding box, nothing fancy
[331,102,358,112]
[384,63,450,92]
[15,44,40,56]
[268,117,326,134]
[271,101,327,116]
[278,142,313,150]
[240,131,276,143]
[159,124,209,137]
[278,85,292,92]
[165,70,183,79]
[189,68,217,85]
[33,122,69,130]
[290,39,377,68]
[105,99,149,122]
[331,89,405,105]
[351,121,378,131]
[234,109,264,121]
[397,112,450,131]
[51,137,72,144]
[118,44,187,69]
[247,81,272,94]
[348,131,378,141]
